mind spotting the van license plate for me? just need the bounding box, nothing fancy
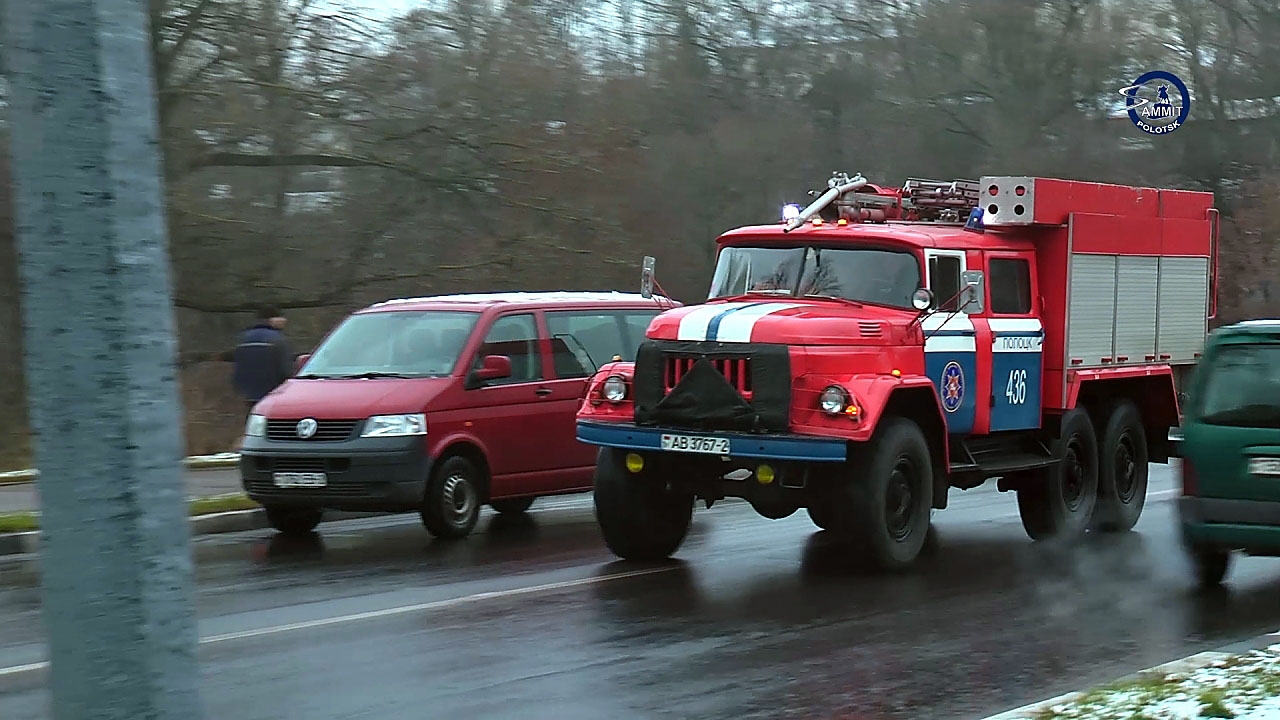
[273,472,327,488]
[1248,458,1280,476]
[660,434,730,455]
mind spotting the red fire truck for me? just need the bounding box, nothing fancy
[576,173,1218,570]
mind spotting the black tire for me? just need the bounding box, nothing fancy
[594,448,693,561]
[421,456,482,539]
[1094,400,1149,532]
[847,417,934,571]
[806,503,836,531]
[1190,546,1231,587]
[490,497,536,515]
[264,505,323,536]
[1017,408,1099,541]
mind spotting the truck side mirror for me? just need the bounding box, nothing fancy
[640,256,656,299]
[911,288,935,311]
[961,270,985,314]
[294,354,311,375]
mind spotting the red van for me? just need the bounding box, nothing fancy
[239,292,674,538]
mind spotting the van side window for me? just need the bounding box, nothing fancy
[477,313,542,383]
[620,312,658,354]
[929,255,962,312]
[990,258,1033,314]
[546,310,659,378]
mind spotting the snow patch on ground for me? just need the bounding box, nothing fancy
[1034,644,1280,719]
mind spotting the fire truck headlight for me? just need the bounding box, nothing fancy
[819,386,850,415]
[601,375,628,403]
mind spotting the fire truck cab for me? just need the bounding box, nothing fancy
[576,173,1218,570]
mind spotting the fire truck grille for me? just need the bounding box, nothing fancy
[664,356,753,401]
[633,340,790,433]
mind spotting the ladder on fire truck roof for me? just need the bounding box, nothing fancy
[783,172,981,231]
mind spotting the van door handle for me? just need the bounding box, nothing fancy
[535,387,552,396]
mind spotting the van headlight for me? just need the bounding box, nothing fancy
[601,375,628,403]
[245,414,267,437]
[362,414,428,437]
[819,386,850,415]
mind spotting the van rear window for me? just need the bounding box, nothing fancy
[1195,344,1280,428]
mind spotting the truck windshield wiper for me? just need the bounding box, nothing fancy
[801,294,864,308]
[339,371,410,379]
[294,373,330,379]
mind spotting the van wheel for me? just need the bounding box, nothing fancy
[847,417,933,571]
[264,506,323,536]
[1094,400,1148,532]
[1018,408,1099,541]
[490,497,535,515]
[594,448,693,561]
[1190,546,1231,587]
[421,456,482,539]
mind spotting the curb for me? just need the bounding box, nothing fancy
[0,508,267,557]
[0,454,241,486]
[979,631,1280,719]
[0,508,386,558]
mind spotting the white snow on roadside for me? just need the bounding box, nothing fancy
[1034,644,1280,719]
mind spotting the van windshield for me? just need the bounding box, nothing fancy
[299,310,480,379]
[1196,344,1280,428]
[707,245,922,309]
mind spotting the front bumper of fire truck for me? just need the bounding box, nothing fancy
[576,421,847,463]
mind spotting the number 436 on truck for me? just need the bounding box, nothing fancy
[577,173,1218,570]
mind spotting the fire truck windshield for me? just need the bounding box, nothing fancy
[708,245,922,308]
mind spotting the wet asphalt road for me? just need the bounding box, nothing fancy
[2,463,1280,720]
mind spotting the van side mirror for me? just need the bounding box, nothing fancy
[472,355,512,384]
[961,270,985,314]
[294,354,311,375]
[640,256,656,299]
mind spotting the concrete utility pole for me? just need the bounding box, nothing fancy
[3,1,203,718]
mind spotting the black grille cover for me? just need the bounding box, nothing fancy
[633,340,791,432]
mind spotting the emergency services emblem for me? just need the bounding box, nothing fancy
[296,418,318,439]
[941,362,964,413]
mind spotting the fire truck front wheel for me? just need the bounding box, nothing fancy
[1017,408,1099,541]
[848,417,934,571]
[593,447,694,561]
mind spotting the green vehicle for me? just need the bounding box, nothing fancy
[1179,320,1280,586]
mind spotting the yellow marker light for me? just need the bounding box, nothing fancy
[837,218,848,226]
[756,464,775,484]
[625,453,645,473]
[845,404,860,418]
[812,218,823,226]
[891,368,902,377]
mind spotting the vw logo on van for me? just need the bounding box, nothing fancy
[296,418,318,439]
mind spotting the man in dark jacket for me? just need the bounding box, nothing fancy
[233,305,293,413]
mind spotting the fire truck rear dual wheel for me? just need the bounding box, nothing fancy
[1092,400,1148,533]
[1017,408,1099,541]
[846,417,934,571]
[593,447,694,561]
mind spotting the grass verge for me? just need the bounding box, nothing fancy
[1031,646,1280,719]
[0,493,261,534]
